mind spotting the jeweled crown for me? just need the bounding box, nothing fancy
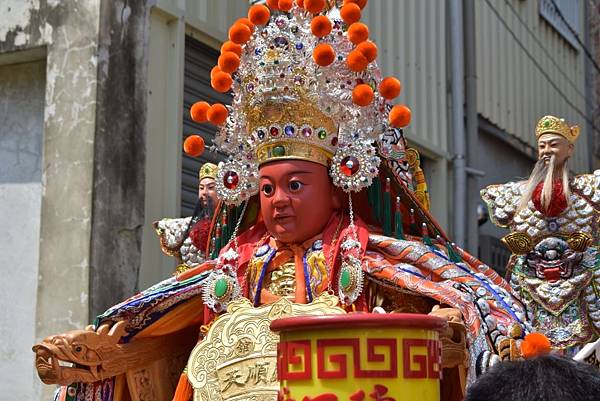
[186,0,412,205]
[198,163,218,181]
[535,115,580,143]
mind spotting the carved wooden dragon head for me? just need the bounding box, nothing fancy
[32,321,127,385]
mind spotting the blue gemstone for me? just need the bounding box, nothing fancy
[255,48,262,55]
[295,43,304,50]
[284,125,295,136]
[257,130,265,139]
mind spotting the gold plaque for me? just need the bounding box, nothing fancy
[187,294,345,401]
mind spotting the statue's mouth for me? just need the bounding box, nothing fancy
[535,260,572,281]
[32,344,97,385]
[32,346,60,383]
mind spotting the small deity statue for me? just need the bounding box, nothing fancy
[154,163,218,273]
[34,2,528,401]
[482,115,600,351]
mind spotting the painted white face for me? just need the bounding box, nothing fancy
[537,133,573,168]
[198,177,217,207]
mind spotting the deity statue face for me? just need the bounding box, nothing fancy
[199,177,217,208]
[259,160,339,244]
[537,133,573,168]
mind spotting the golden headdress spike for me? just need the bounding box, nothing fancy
[535,115,580,143]
[199,163,218,181]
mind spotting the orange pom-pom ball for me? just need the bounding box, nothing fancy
[190,101,210,123]
[340,3,361,24]
[221,41,242,57]
[296,0,305,7]
[207,104,228,125]
[520,333,552,359]
[211,71,233,93]
[311,15,332,38]
[228,23,252,44]
[218,51,241,73]
[346,50,368,72]
[248,4,271,25]
[236,17,255,31]
[389,104,412,127]
[352,84,374,106]
[348,22,369,44]
[343,0,367,9]
[278,0,294,11]
[304,0,325,13]
[313,43,336,66]
[356,40,377,62]
[266,0,279,10]
[379,76,401,99]
[183,135,205,157]
[210,66,221,79]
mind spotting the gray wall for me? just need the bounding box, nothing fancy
[0,59,45,401]
[0,1,101,400]
[475,128,535,240]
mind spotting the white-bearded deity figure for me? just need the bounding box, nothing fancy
[482,115,600,351]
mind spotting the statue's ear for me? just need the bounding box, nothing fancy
[568,142,575,158]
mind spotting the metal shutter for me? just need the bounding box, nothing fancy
[181,36,231,216]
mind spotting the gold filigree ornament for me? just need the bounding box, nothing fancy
[567,232,593,253]
[501,232,533,255]
[187,293,345,401]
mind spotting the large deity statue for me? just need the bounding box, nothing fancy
[34,1,528,401]
[482,115,600,351]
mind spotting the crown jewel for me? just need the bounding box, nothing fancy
[535,115,580,143]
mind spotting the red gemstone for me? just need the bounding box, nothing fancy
[270,126,279,137]
[223,171,239,189]
[331,137,338,146]
[340,156,360,176]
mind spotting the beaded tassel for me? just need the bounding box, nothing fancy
[394,196,405,240]
[421,223,433,246]
[409,208,418,235]
[383,178,392,236]
[221,209,229,245]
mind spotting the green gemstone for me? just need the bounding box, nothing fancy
[214,278,229,298]
[544,120,550,127]
[272,145,286,157]
[340,269,351,289]
[318,129,327,140]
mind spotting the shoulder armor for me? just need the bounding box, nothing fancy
[153,217,192,256]
[481,182,524,228]
[571,170,600,210]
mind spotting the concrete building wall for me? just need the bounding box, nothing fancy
[0,1,100,399]
[0,59,45,401]
[363,0,451,230]
[475,0,589,172]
